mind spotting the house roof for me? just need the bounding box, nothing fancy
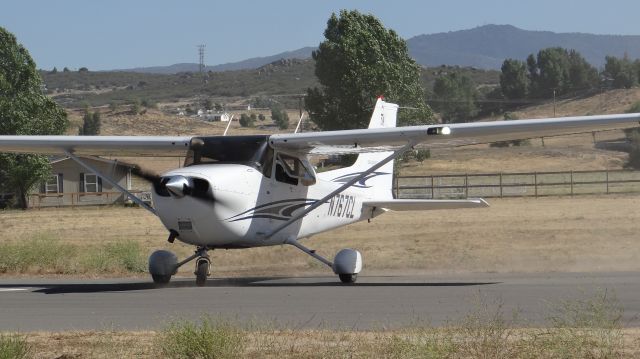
[49,156,137,168]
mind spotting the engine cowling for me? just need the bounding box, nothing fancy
[332,248,362,275]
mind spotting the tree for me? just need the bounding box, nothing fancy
[530,47,570,97]
[500,59,528,99]
[603,56,637,89]
[0,26,68,208]
[258,114,266,121]
[78,67,88,73]
[204,98,213,111]
[62,67,70,72]
[141,99,156,109]
[78,110,100,135]
[305,10,433,131]
[271,107,289,130]
[238,113,254,127]
[130,100,141,115]
[567,50,598,90]
[432,72,478,123]
[526,48,597,98]
[50,67,58,74]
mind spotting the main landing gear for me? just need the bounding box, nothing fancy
[285,238,362,284]
[148,247,211,287]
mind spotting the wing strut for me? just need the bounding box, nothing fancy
[266,141,415,240]
[64,151,157,216]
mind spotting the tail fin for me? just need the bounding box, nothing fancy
[347,98,398,199]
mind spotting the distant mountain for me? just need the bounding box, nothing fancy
[116,25,640,74]
[121,47,315,74]
[208,46,315,72]
[407,24,640,69]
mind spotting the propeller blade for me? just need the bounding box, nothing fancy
[131,165,163,186]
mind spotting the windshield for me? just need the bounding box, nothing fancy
[184,135,271,171]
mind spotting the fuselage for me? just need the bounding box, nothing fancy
[153,162,385,248]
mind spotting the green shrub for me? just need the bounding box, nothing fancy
[84,240,146,273]
[0,235,76,274]
[0,236,145,275]
[0,333,31,359]
[158,317,245,359]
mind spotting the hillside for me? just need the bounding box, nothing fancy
[41,61,500,108]
[120,47,315,74]
[407,24,640,69]
[110,25,640,74]
[42,59,319,108]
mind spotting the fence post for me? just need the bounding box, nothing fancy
[606,170,609,194]
[499,172,503,198]
[465,173,469,198]
[534,172,538,198]
[431,175,434,199]
[570,171,574,197]
[394,176,399,199]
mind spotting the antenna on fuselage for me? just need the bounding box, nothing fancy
[222,114,235,136]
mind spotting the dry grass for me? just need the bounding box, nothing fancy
[0,194,639,277]
[7,292,640,358]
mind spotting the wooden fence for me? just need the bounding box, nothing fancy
[28,191,152,208]
[394,170,640,199]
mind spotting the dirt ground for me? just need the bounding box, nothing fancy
[1,194,639,277]
[14,328,640,358]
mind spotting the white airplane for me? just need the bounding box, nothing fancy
[0,98,639,286]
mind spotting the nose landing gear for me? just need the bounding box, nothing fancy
[195,255,211,287]
[149,246,211,286]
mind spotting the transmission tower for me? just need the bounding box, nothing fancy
[197,44,206,76]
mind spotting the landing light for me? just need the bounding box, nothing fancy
[442,126,451,135]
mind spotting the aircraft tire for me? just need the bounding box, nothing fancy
[339,273,357,284]
[195,259,209,287]
[152,274,171,285]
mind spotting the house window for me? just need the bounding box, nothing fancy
[84,174,98,192]
[44,174,62,194]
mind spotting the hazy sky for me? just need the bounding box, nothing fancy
[2,0,639,70]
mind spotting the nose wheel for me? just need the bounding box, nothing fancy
[195,256,211,287]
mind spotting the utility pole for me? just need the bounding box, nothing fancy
[552,88,556,117]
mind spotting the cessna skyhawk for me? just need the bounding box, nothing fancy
[1,98,638,285]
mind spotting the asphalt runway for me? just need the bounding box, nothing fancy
[1,272,640,331]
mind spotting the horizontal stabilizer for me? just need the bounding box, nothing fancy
[362,198,489,211]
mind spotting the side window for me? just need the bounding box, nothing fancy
[261,146,274,178]
[274,154,316,186]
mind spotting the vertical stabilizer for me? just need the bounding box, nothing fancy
[347,98,398,199]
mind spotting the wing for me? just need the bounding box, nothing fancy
[0,135,192,156]
[362,198,489,211]
[269,113,640,155]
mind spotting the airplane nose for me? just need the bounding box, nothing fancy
[165,175,192,198]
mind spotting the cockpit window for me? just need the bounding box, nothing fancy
[275,153,316,186]
[184,136,272,172]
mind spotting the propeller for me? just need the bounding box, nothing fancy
[131,165,163,187]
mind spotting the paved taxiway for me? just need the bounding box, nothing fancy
[1,272,640,331]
